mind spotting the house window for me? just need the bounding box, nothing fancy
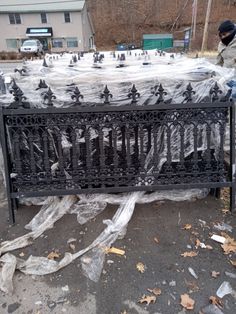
[52,38,63,48]
[41,13,47,24]
[6,39,18,49]
[9,13,21,24]
[64,12,71,23]
[66,37,78,48]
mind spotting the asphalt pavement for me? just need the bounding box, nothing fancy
[0,176,236,314]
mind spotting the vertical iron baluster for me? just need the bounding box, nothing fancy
[85,127,92,169]
[166,125,172,169]
[134,126,139,160]
[153,125,158,173]
[121,126,126,163]
[218,123,225,174]
[28,131,36,174]
[126,126,131,168]
[42,131,50,174]
[13,132,22,175]
[71,129,77,171]
[147,126,152,153]
[107,129,113,165]
[179,126,185,167]
[48,133,56,167]
[77,129,81,166]
[206,124,211,170]
[98,127,105,187]
[139,125,145,172]
[98,127,105,168]
[112,127,118,168]
[193,125,198,172]
[56,131,64,175]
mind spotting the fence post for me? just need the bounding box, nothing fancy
[0,107,15,223]
[230,102,236,212]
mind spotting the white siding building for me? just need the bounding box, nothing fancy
[0,0,95,52]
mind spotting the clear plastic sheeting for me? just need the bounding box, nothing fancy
[0,51,234,106]
[0,50,233,294]
[216,281,234,298]
[77,189,208,205]
[69,201,107,225]
[0,188,207,293]
[0,195,76,255]
[0,253,16,295]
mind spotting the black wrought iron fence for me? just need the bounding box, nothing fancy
[0,81,235,223]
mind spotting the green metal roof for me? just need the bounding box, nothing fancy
[0,0,85,13]
[143,34,173,40]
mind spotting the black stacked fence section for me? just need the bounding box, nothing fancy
[0,82,235,223]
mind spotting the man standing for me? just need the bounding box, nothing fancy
[217,20,236,98]
[217,20,236,68]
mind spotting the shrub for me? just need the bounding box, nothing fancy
[0,51,7,60]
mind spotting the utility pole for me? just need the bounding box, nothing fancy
[201,0,212,53]
[193,0,198,40]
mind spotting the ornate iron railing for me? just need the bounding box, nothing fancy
[0,81,235,223]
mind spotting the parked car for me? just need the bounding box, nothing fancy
[20,40,43,54]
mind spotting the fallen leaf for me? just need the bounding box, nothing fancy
[138,295,156,305]
[105,247,125,256]
[211,271,220,278]
[184,279,199,292]
[181,251,198,258]
[47,251,60,260]
[121,311,128,314]
[182,224,192,230]
[19,252,25,257]
[147,288,161,296]
[209,296,223,308]
[69,243,76,251]
[180,294,195,310]
[206,245,213,250]
[221,233,236,254]
[230,260,236,267]
[221,208,229,214]
[195,239,201,248]
[136,262,146,273]
[154,237,159,244]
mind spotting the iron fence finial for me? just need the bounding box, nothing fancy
[155,84,167,104]
[43,87,56,106]
[71,86,84,105]
[183,83,196,102]
[210,82,223,102]
[101,85,113,104]
[128,84,140,104]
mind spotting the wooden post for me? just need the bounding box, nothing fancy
[201,0,212,53]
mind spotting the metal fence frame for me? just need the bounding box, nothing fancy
[0,82,235,223]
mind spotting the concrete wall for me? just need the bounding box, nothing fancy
[0,11,91,52]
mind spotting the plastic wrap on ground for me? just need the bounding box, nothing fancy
[0,195,76,255]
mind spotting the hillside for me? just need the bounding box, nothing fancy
[87,0,236,50]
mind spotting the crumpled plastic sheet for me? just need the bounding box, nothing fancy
[1,186,209,294]
[216,281,234,298]
[0,51,234,106]
[0,187,207,294]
